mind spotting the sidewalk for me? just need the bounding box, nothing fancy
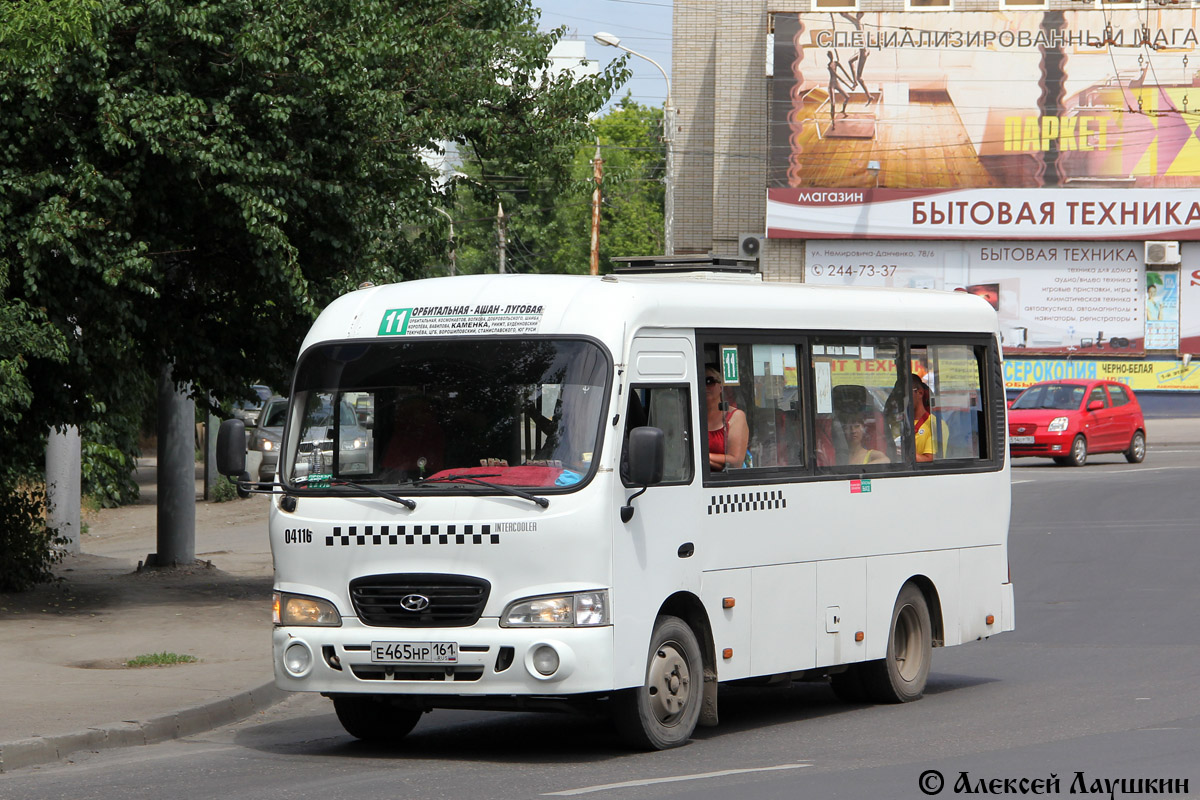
[1145,416,1200,446]
[2,418,1198,773]
[0,459,280,773]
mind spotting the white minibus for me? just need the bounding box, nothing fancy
[218,264,1014,749]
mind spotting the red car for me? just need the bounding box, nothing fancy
[1007,379,1146,466]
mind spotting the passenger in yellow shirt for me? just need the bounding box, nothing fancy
[912,375,949,462]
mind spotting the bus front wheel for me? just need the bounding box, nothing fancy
[332,695,423,742]
[861,583,932,704]
[612,615,703,750]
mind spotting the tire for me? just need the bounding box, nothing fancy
[612,615,703,750]
[1065,434,1088,467]
[829,665,868,703]
[1124,431,1146,464]
[860,583,933,704]
[332,695,423,742]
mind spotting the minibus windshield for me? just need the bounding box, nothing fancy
[282,338,610,492]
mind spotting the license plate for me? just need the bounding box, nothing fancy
[370,641,458,664]
[1009,436,1034,445]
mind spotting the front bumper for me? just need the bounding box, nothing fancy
[272,618,615,697]
[1009,433,1072,458]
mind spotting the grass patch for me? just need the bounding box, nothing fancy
[125,652,198,668]
[211,477,239,503]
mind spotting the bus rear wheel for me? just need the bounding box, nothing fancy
[612,615,703,750]
[332,695,423,742]
[860,584,932,704]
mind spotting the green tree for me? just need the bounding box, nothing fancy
[0,0,623,586]
[0,0,99,66]
[456,96,665,274]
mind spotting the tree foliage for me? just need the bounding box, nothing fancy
[0,0,624,587]
[0,476,66,592]
[0,0,100,66]
[0,0,623,470]
[455,96,665,274]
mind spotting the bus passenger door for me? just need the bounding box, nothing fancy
[612,338,703,687]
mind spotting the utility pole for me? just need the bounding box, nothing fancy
[590,140,603,276]
[45,426,81,553]
[497,202,507,274]
[149,363,195,568]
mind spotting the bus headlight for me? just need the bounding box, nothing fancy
[1047,416,1069,433]
[274,591,342,627]
[501,591,609,627]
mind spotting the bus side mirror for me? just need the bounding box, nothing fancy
[216,418,248,477]
[626,427,665,486]
[622,427,665,523]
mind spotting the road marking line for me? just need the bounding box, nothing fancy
[543,763,812,796]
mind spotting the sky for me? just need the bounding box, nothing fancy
[534,0,674,110]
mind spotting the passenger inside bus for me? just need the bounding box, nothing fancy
[844,413,889,465]
[705,364,748,471]
[912,374,950,462]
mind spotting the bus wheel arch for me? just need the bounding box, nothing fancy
[906,574,944,647]
[611,592,713,750]
[860,580,934,703]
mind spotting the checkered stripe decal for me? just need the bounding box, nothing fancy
[325,524,497,546]
[707,491,787,516]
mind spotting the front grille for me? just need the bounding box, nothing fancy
[350,665,484,682]
[349,573,490,627]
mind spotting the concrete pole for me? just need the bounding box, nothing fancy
[153,364,195,567]
[45,426,81,553]
[204,408,219,501]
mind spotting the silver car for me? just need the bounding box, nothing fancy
[248,396,288,482]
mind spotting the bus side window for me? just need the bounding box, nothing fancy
[705,342,805,470]
[911,343,989,461]
[621,386,693,485]
[812,336,901,469]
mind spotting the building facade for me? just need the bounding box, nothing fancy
[673,0,1200,404]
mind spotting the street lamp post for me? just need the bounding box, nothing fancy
[594,32,674,256]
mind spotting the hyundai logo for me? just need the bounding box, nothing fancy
[399,594,431,612]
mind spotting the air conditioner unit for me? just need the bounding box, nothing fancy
[1144,241,1180,265]
[738,234,764,261]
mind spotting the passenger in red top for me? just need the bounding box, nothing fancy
[705,364,748,471]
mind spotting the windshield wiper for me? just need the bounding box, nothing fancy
[326,479,416,509]
[422,473,550,509]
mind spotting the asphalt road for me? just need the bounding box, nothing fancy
[5,444,1199,800]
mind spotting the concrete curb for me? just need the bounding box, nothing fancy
[0,682,287,774]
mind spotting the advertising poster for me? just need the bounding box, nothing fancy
[806,240,1143,354]
[768,11,1200,240]
[1145,271,1181,350]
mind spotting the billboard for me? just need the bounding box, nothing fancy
[802,239,1200,355]
[768,10,1200,240]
